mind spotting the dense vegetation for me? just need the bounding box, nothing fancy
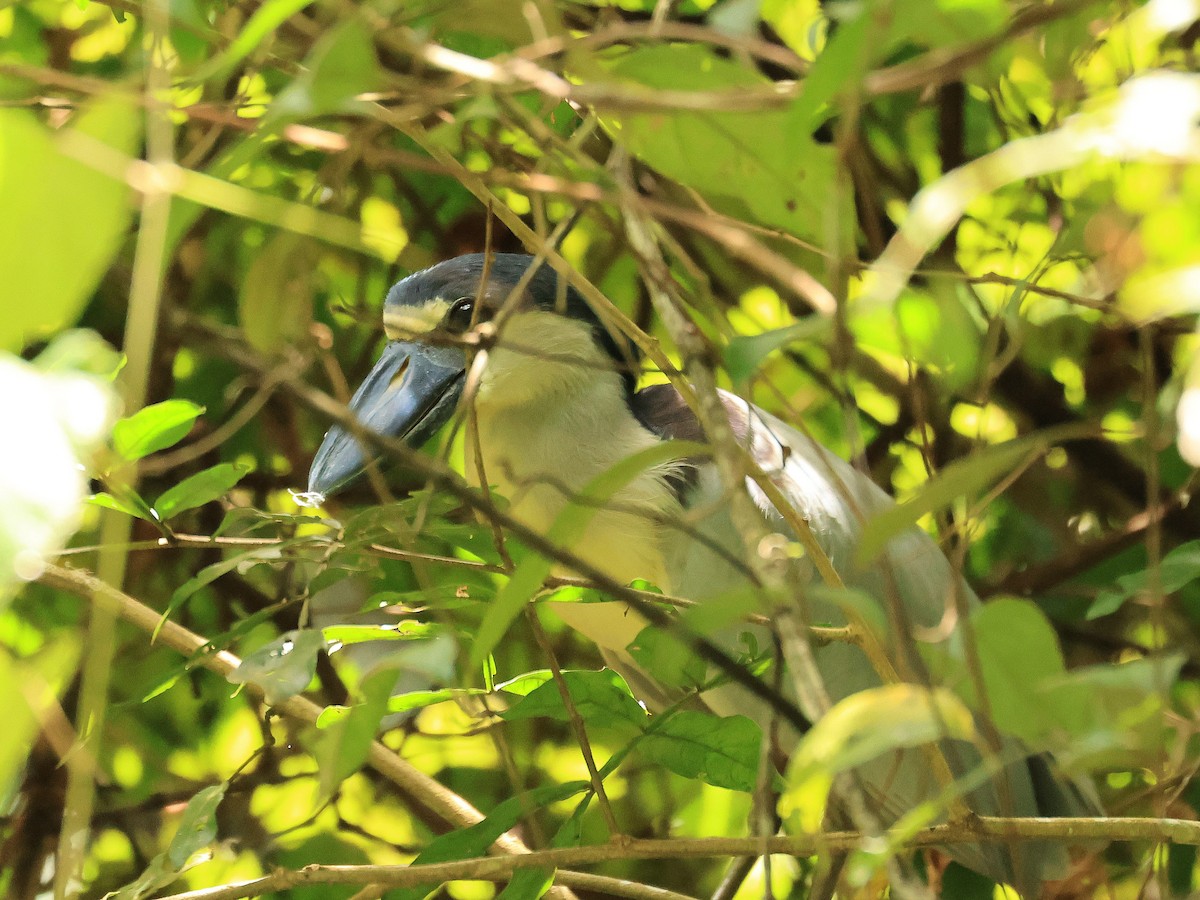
[2,0,1200,897]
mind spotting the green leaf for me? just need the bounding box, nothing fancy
[112,400,204,462]
[497,867,556,900]
[388,687,485,713]
[638,710,763,792]
[0,101,139,352]
[267,19,381,122]
[595,45,851,250]
[387,781,590,900]
[153,462,251,520]
[895,287,982,391]
[167,783,227,868]
[321,621,438,646]
[86,491,153,521]
[937,862,998,900]
[238,231,317,354]
[1169,843,1197,897]
[470,440,706,666]
[494,670,553,696]
[227,629,325,705]
[33,329,124,378]
[113,783,228,900]
[111,854,178,900]
[316,667,397,795]
[163,542,308,625]
[1089,540,1200,619]
[970,598,1071,745]
[502,669,646,731]
[496,802,588,900]
[317,686,489,727]
[724,318,831,385]
[786,12,871,134]
[627,627,706,690]
[1038,654,1185,764]
[855,434,1043,565]
[780,685,974,832]
[188,0,316,83]
[787,0,1007,136]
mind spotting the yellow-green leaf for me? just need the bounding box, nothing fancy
[780,685,974,832]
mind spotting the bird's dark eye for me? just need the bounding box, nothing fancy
[445,297,475,333]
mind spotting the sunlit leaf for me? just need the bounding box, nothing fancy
[112,400,204,462]
[0,101,138,352]
[153,462,252,520]
[86,491,154,521]
[317,686,489,727]
[321,621,438,645]
[780,685,974,832]
[638,710,763,792]
[502,669,646,731]
[895,287,982,390]
[494,670,553,696]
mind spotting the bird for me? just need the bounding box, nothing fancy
[307,252,1095,895]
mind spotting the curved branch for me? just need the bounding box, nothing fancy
[38,563,684,900]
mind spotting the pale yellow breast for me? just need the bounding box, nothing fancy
[462,347,678,655]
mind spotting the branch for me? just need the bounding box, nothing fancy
[38,563,493,833]
[154,816,1199,900]
[34,563,678,900]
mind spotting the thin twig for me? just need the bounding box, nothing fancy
[526,608,622,837]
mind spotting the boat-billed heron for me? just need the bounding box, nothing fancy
[308,253,1094,893]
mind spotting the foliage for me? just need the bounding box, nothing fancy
[2,0,1200,898]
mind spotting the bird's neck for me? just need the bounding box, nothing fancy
[467,373,679,592]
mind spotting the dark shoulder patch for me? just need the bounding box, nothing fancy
[631,383,705,442]
[631,384,705,502]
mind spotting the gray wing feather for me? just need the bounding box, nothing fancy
[636,384,1098,889]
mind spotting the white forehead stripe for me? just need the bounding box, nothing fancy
[383,298,451,339]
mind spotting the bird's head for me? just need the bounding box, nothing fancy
[307,253,634,497]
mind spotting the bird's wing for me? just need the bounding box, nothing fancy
[633,383,1085,888]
